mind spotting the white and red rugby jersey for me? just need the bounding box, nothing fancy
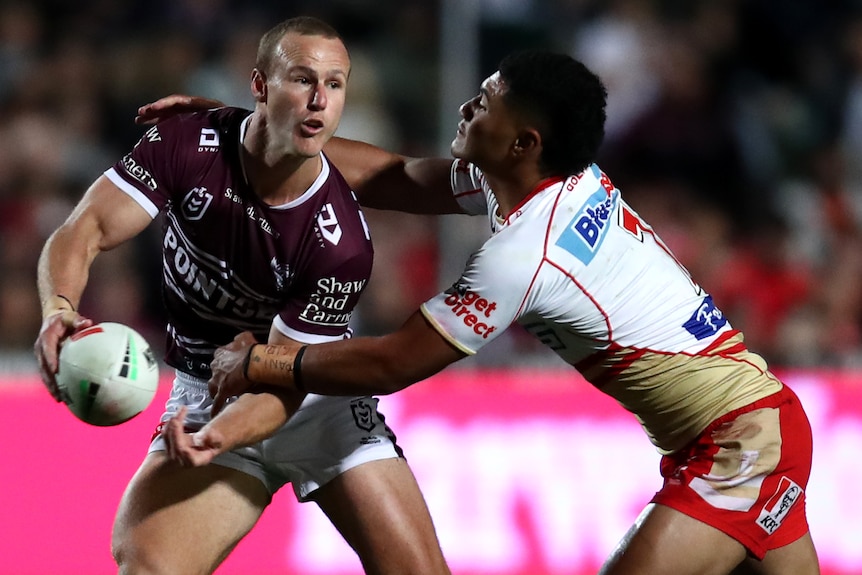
[421,160,782,454]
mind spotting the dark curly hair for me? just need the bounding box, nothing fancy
[498,50,607,177]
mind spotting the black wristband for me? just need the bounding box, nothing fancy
[293,345,308,393]
[56,294,76,311]
[242,344,258,381]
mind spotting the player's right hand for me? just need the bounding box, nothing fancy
[162,406,225,467]
[135,94,226,126]
[33,311,93,402]
[209,331,259,416]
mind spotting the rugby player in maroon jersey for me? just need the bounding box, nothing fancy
[34,17,450,575]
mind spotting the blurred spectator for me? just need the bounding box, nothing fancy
[571,0,662,144]
[708,212,814,366]
[774,142,862,366]
[5,0,862,374]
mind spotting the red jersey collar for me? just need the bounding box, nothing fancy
[502,176,564,224]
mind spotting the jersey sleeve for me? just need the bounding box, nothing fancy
[273,252,370,344]
[420,238,532,354]
[103,119,184,217]
[450,159,489,216]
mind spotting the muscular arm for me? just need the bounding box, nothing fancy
[35,176,154,398]
[38,175,153,315]
[323,137,462,215]
[299,311,465,393]
[210,311,466,412]
[163,326,307,466]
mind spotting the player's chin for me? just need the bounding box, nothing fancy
[450,138,466,159]
[294,135,329,157]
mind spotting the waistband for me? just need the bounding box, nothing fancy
[175,370,210,392]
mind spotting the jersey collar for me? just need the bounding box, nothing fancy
[501,176,564,225]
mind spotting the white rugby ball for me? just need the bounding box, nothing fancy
[57,322,159,426]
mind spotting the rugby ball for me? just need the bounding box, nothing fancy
[57,322,159,426]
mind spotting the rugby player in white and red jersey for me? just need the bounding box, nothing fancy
[179,50,820,574]
[34,17,450,575]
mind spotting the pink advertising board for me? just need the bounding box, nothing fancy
[0,368,858,575]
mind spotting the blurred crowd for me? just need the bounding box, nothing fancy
[3,0,862,372]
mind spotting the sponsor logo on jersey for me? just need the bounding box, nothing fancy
[162,216,280,325]
[298,276,366,327]
[229,191,276,237]
[198,127,220,151]
[757,476,801,534]
[317,203,343,245]
[555,187,617,264]
[244,203,276,236]
[442,283,498,339]
[121,154,158,191]
[181,187,213,221]
[683,295,727,340]
[144,125,161,143]
[225,188,242,204]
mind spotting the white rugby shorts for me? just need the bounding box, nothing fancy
[148,370,404,500]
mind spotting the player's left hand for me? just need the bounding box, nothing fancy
[162,405,225,467]
[135,94,225,126]
[209,331,258,415]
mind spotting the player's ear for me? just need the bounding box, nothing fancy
[251,69,267,102]
[513,129,541,157]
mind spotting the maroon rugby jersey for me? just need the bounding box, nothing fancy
[104,108,373,378]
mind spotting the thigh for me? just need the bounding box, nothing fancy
[734,532,820,575]
[600,503,748,575]
[112,451,271,575]
[313,457,451,575]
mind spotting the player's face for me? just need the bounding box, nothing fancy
[263,33,350,158]
[451,72,521,171]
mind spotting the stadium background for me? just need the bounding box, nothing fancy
[2,0,862,573]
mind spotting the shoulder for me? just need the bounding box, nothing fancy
[144,107,248,146]
[320,154,361,205]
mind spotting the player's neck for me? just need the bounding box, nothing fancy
[241,113,326,205]
[241,147,322,206]
[483,168,546,219]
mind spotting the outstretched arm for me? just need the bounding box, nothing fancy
[133,94,464,215]
[35,176,154,401]
[323,137,462,215]
[209,310,465,413]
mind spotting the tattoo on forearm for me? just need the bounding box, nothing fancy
[264,358,293,375]
[255,345,294,379]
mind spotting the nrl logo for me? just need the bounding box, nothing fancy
[350,399,376,431]
[181,187,213,221]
